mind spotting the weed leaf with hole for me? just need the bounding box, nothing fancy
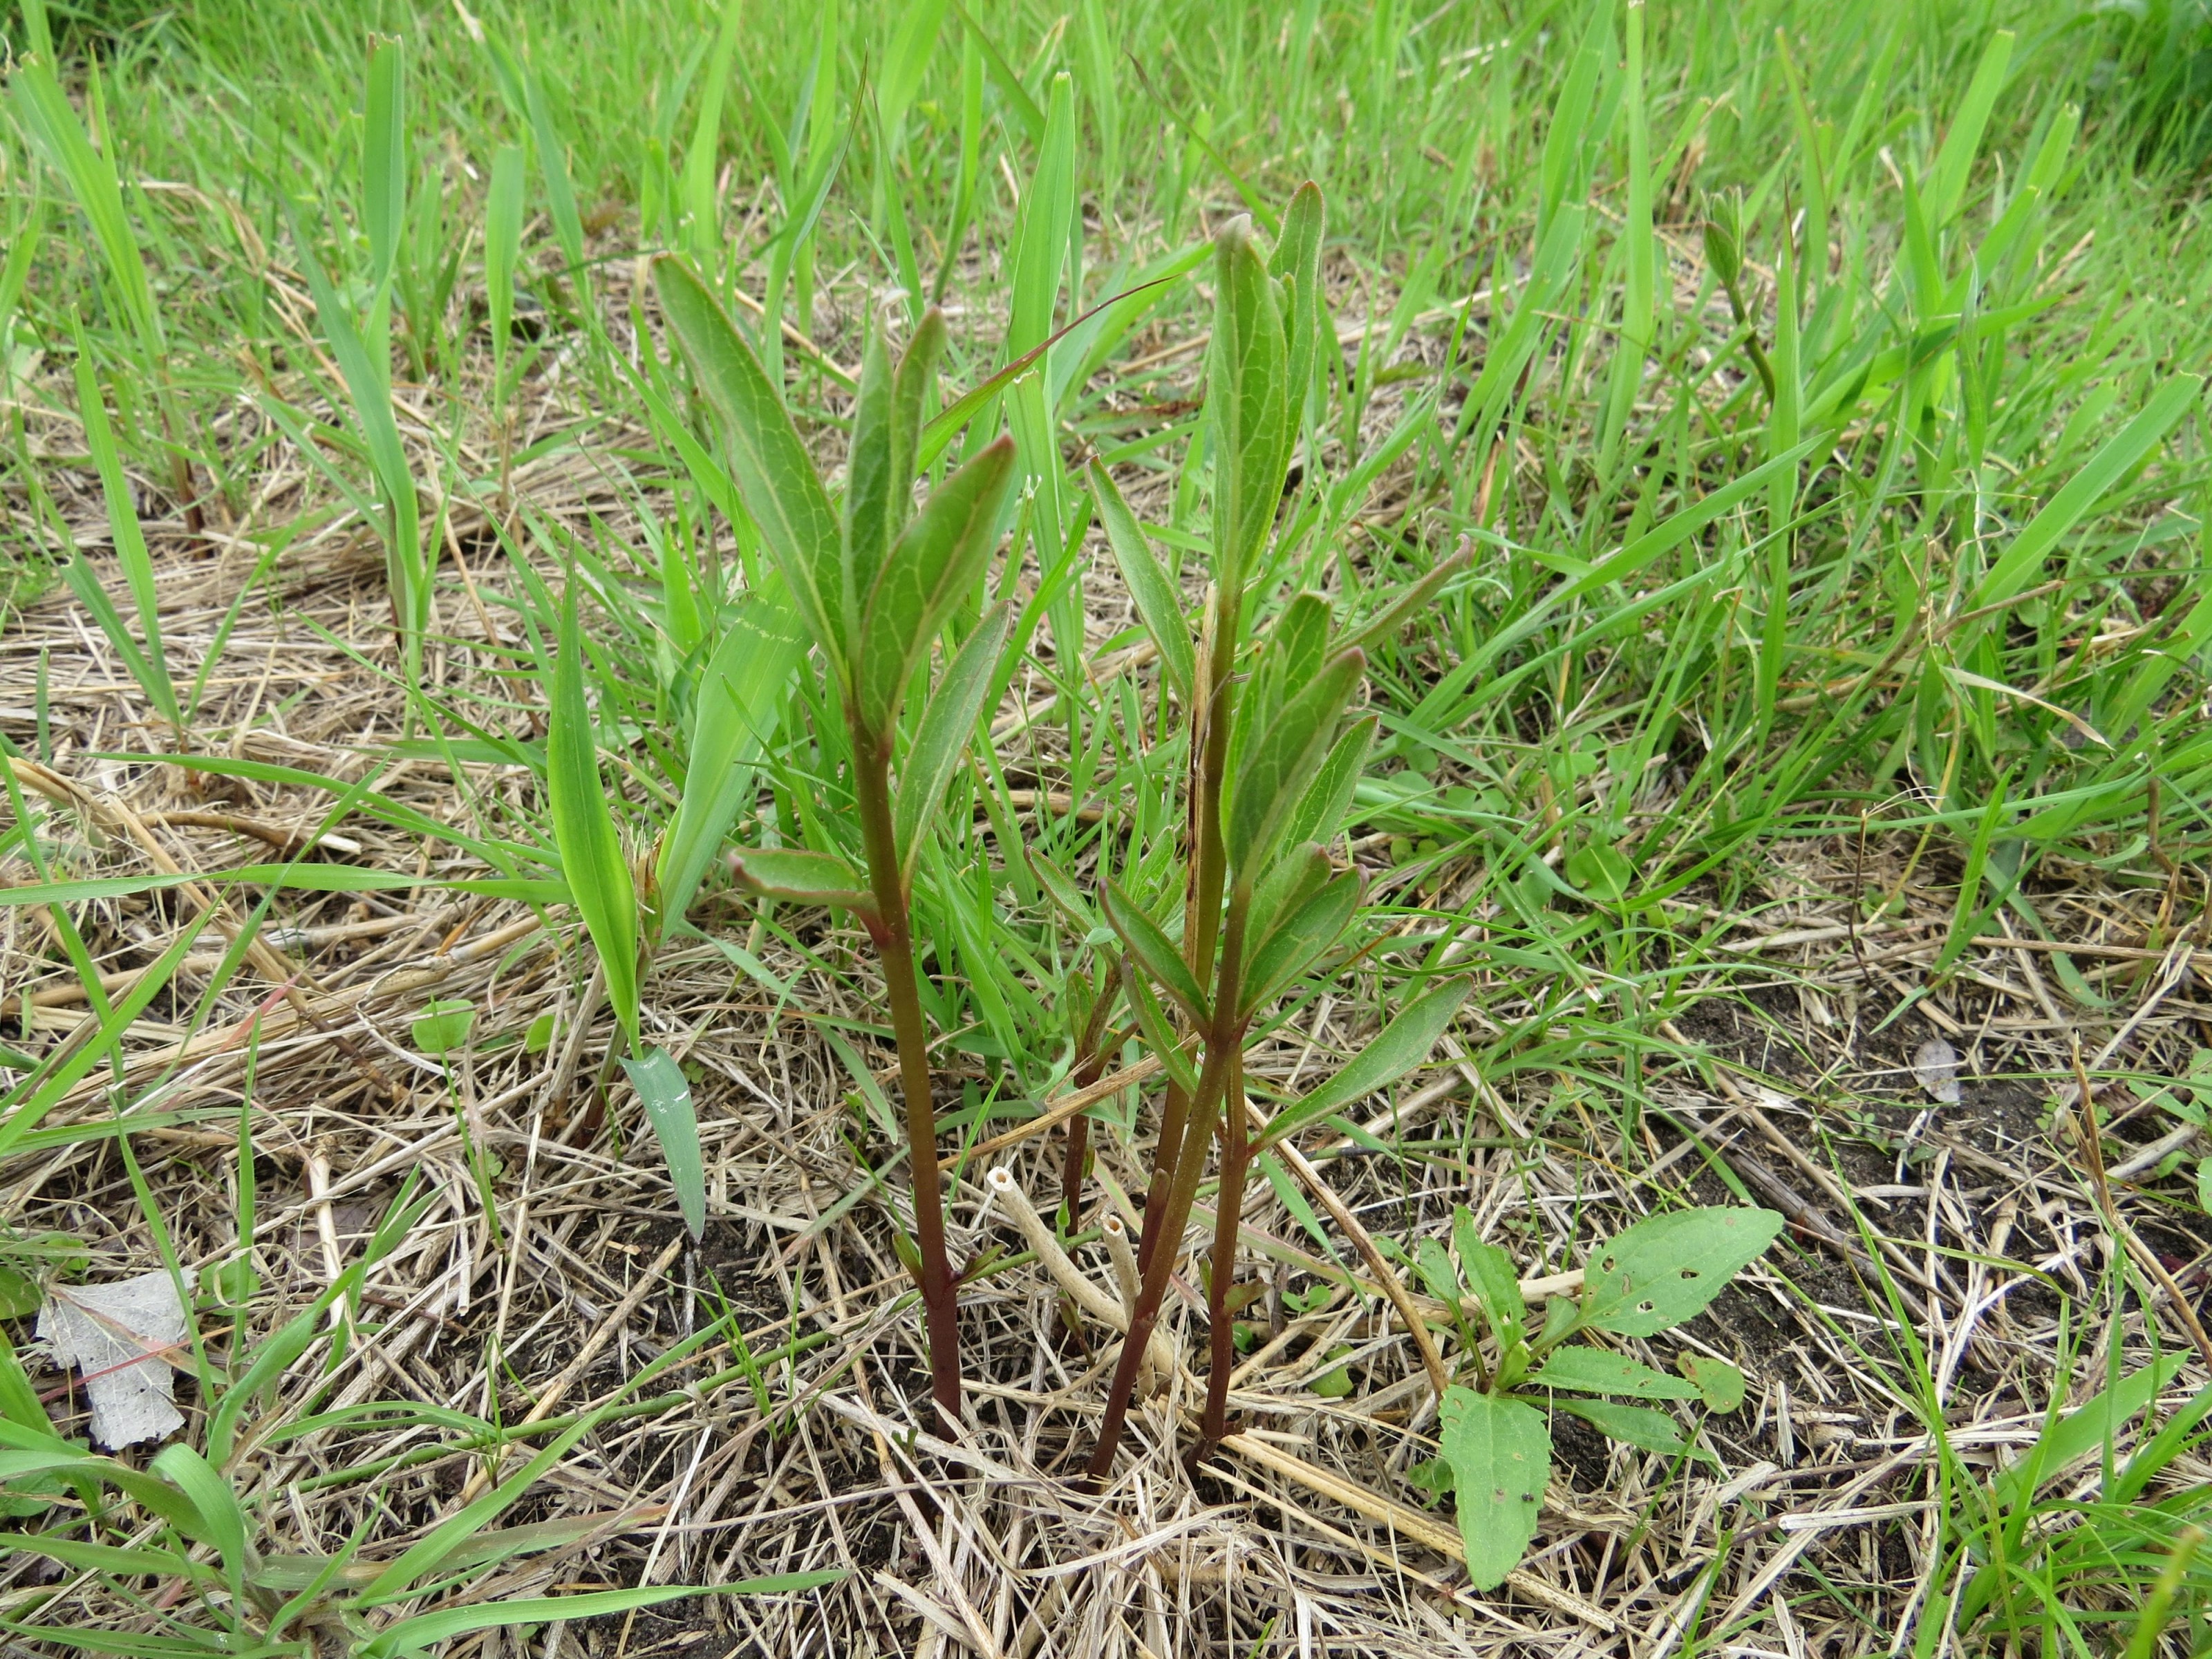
[1580,1208,1784,1337]
[1438,1386,1548,1592]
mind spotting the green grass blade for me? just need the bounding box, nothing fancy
[879,0,952,154]
[10,57,162,355]
[1089,460,1194,704]
[656,583,805,926]
[619,1047,704,1239]
[1927,30,2014,226]
[1972,374,2204,610]
[485,142,524,397]
[148,1445,248,1608]
[680,0,747,263]
[1258,978,1473,1147]
[363,36,405,294]
[67,341,177,727]
[548,586,640,1049]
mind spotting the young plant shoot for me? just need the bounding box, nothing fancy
[1075,192,1472,1476]
[653,255,1015,1421]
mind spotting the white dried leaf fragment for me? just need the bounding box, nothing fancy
[37,1271,190,1449]
[1912,1037,1962,1107]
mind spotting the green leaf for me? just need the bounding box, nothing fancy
[1257,592,1332,733]
[289,210,426,656]
[1338,547,1474,658]
[1550,1396,1698,1457]
[1246,841,1331,964]
[1275,713,1377,855]
[10,56,163,353]
[656,581,805,924]
[525,1013,557,1054]
[1456,1216,1524,1353]
[1565,839,1633,903]
[1121,957,1200,1096]
[69,345,176,727]
[1089,459,1194,704]
[1101,880,1208,1024]
[1029,851,1100,935]
[151,1444,249,1606]
[485,143,524,373]
[1414,1239,1462,1309]
[886,307,947,514]
[653,254,845,668]
[727,847,877,917]
[895,599,1014,881]
[1239,868,1361,1015]
[1258,977,1472,1147]
[879,0,952,139]
[1268,180,1325,416]
[1991,1356,2188,1511]
[366,1591,679,1659]
[1679,1355,1746,1412]
[1009,71,1075,358]
[548,588,641,1049]
[1973,374,2202,610]
[0,1267,39,1321]
[1580,1207,1785,1338]
[362,37,406,290]
[842,331,899,638]
[0,866,566,908]
[1226,647,1364,875]
[1210,215,1290,590]
[1309,1344,1356,1397]
[1438,1385,1548,1592]
[855,435,1016,735]
[411,999,476,1057]
[621,1047,705,1241]
[1527,1347,1700,1400]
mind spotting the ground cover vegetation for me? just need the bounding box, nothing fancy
[2,0,2212,1651]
